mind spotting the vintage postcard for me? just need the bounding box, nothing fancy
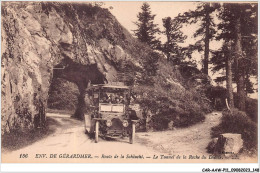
[1,1,258,166]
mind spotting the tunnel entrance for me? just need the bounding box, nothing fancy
[48,56,107,120]
[47,78,79,114]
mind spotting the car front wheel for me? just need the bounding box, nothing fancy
[95,121,99,143]
[129,123,135,144]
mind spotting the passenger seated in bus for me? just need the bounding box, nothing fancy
[119,96,124,104]
[128,109,139,120]
[107,95,112,103]
[112,97,120,104]
[100,94,108,103]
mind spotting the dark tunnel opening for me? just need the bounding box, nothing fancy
[47,78,80,114]
[47,57,107,120]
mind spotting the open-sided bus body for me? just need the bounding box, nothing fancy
[85,84,137,143]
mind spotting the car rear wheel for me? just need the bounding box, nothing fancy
[95,121,99,143]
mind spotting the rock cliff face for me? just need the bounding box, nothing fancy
[1,2,149,134]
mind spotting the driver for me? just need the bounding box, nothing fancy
[128,108,139,120]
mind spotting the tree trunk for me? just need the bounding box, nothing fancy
[234,14,246,111]
[166,30,171,61]
[203,3,210,75]
[226,42,234,109]
[237,64,246,111]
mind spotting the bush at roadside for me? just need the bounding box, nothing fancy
[134,60,211,131]
[210,109,257,154]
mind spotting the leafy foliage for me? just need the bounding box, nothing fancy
[244,98,258,122]
[48,78,79,111]
[139,51,160,85]
[211,3,258,93]
[205,86,258,121]
[133,58,212,130]
[211,109,257,154]
[177,2,219,74]
[161,17,187,63]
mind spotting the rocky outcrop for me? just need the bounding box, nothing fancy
[1,2,149,134]
[208,133,243,157]
[216,133,243,156]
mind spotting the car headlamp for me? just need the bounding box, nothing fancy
[123,120,129,127]
[106,120,112,127]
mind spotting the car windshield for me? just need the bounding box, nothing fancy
[99,104,124,113]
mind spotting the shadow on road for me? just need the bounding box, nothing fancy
[1,117,61,152]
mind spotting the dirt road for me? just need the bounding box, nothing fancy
[2,111,254,163]
[136,112,222,156]
[2,113,160,163]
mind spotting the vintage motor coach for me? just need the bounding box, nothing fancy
[84,84,138,144]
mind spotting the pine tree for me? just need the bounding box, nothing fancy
[133,2,161,49]
[225,41,234,109]
[162,17,187,63]
[211,41,235,108]
[178,2,219,75]
[211,3,257,111]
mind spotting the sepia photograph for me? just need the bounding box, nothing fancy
[1,0,258,166]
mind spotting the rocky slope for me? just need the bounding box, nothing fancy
[1,2,212,135]
[1,2,149,134]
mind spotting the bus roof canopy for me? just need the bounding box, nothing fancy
[91,84,129,90]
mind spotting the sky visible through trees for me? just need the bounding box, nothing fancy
[104,2,221,71]
[104,2,257,99]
